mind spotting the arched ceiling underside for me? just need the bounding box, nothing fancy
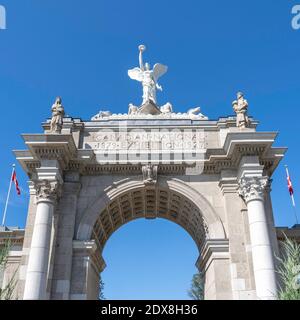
[92,187,209,252]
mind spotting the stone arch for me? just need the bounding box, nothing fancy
[76,177,227,252]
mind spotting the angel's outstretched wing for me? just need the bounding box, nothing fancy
[153,63,168,82]
[128,67,143,82]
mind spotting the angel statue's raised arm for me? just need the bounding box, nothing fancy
[139,45,145,71]
[128,45,168,105]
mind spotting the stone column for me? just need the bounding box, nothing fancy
[238,176,277,300]
[23,180,60,300]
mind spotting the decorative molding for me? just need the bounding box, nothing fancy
[218,179,239,195]
[238,176,269,203]
[197,239,230,271]
[91,111,208,121]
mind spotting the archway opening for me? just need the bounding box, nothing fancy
[75,180,228,300]
[86,186,212,300]
[101,218,199,299]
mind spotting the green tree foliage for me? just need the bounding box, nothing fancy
[276,236,300,300]
[188,272,204,300]
[0,240,18,300]
[99,275,105,300]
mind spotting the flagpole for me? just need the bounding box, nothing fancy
[1,164,15,227]
[285,165,299,225]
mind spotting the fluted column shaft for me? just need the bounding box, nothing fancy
[239,176,277,300]
[23,180,59,300]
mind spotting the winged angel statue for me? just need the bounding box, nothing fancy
[128,45,168,105]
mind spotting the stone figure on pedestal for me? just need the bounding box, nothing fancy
[232,92,249,129]
[142,164,158,185]
[90,45,208,119]
[128,45,168,106]
[50,97,65,133]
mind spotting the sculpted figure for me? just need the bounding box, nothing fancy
[160,102,173,114]
[232,92,249,129]
[128,45,168,105]
[91,110,112,120]
[50,97,65,133]
[187,107,201,116]
[128,103,139,115]
[142,164,158,185]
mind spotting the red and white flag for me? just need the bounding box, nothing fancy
[285,166,295,207]
[287,174,294,196]
[12,169,21,196]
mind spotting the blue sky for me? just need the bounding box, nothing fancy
[0,1,300,299]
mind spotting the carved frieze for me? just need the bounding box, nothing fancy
[86,130,205,152]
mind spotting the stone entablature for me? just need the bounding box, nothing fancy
[15,116,285,179]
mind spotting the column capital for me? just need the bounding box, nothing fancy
[238,176,269,203]
[34,180,61,203]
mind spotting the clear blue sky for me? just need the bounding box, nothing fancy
[0,1,300,299]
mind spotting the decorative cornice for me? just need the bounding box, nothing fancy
[21,134,77,170]
[238,176,269,203]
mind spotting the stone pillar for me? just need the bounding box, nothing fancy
[238,173,277,299]
[197,239,232,300]
[219,171,256,299]
[23,180,60,300]
[70,240,106,300]
[51,176,81,300]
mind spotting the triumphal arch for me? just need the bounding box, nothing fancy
[12,46,286,300]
